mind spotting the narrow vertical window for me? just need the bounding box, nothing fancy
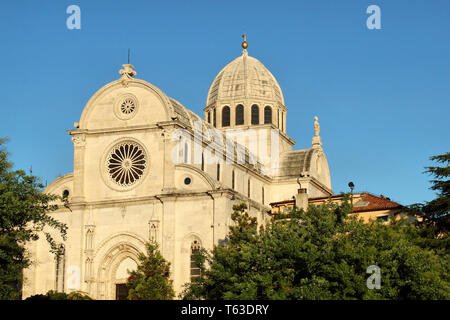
[248,179,251,198]
[251,105,259,125]
[235,105,244,125]
[190,240,201,281]
[85,230,93,250]
[217,163,220,181]
[262,187,265,205]
[213,108,216,127]
[232,170,235,190]
[281,112,284,131]
[184,143,188,164]
[264,106,272,124]
[277,110,280,128]
[201,153,204,171]
[150,223,157,242]
[207,111,211,124]
[222,106,230,127]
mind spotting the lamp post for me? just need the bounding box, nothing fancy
[348,181,354,206]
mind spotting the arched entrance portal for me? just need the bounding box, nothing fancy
[95,233,145,300]
[97,243,140,299]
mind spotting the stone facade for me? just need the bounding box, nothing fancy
[23,47,333,299]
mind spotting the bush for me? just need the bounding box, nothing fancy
[25,290,92,300]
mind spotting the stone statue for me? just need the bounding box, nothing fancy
[314,116,320,137]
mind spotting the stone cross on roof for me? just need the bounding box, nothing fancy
[119,64,137,87]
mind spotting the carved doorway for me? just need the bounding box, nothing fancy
[97,242,141,300]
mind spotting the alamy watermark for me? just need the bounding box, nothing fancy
[170,121,281,176]
[366,265,381,289]
[66,5,81,30]
[64,5,382,32]
[67,265,81,290]
[366,5,381,30]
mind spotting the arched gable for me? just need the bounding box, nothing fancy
[78,78,177,130]
[43,173,74,203]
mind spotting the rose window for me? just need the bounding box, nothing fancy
[106,142,147,187]
[120,98,136,115]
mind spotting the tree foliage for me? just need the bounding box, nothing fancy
[0,138,67,300]
[182,197,449,300]
[24,290,92,300]
[408,152,450,239]
[126,241,175,300]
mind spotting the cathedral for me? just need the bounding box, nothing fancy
[22,38,333,299]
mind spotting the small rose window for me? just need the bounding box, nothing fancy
[121,98,135,115]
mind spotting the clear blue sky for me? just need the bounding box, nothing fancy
[0,0,448,206]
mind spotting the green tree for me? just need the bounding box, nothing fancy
[0,138,67,300]
[182,198,449,300]
[408,152,449,239]
[126,241,175,300]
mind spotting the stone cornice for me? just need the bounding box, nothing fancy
[67,191,224,209]
[67,121,183,136]
[57,187,272,212]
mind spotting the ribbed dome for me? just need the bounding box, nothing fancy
[206,50,284,107]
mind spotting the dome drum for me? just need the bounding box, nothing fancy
[205,50,286,132]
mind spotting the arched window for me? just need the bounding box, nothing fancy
[251,105,259,125]
[235,105,244,125]
[264,106,272,124]
[213,108,216,127]
[222,106,230,127]
[232,170,235,190]
[190,240,201,281]
[150,223,157,242]
[62,189,70,199]
[85,229,93,250]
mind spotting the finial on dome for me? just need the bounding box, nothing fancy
[242,34,248,55]
[312,116,322,148]
[242,34,248,49]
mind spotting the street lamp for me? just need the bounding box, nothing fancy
[348,182,355,206]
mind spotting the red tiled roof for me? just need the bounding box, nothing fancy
[269,192,402,213]
[269,199,295,206]
[309,195,342,201]
[352,193,402,213]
